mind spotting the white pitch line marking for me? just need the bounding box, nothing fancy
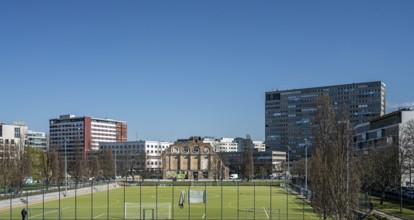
[263,207,269,219]
[94,213,105,219]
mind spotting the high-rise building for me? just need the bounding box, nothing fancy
[49,114,127,161]
[265,81,386,161]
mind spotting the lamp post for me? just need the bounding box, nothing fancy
[114,147,117,185]
[304,139,308,198]
[286,146,290,220]
[64,138,67,197]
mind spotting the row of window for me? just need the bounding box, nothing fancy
[0,139,16,144]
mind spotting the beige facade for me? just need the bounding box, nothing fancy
[162,137,229,180]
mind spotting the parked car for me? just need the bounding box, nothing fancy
[405,191,414,199]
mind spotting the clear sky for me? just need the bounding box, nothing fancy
[1,1,413,141]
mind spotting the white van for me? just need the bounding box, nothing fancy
[229,174,239,179]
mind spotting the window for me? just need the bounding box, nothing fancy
[14,127,21,138]
[0,125,2,137]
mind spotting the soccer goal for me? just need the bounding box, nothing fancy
[245,208,280,220]
[124,203,171,220]
[27,208,62,220]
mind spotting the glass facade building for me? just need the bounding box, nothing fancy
[265,81,386,161]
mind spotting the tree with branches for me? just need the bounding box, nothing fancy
[242,136,254,181]
[309,95,360,219]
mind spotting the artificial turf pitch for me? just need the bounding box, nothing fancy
[0,185,318,219]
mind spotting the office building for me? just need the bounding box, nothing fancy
[354,108,414,152]
[0,122,28,159]
[49,114,127,162]
[354,108,414,186]
[203,137,266,152]
[100,140,173,178]
[265,81,386,161]
[26,130,48,151]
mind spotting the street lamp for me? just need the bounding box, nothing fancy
[286,146,290,220]
[64,138,67,197]
[304,138,308,198]
[114,146,117,185]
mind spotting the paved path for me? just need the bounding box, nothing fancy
[0,183,118,210]
[372,209,405,220]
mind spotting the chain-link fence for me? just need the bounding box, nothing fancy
[0,180,317,220]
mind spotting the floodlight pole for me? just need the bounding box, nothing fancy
[305,138,308,198]
[286,146,290,220]
[64,139,67,197]
[115,147,117,185]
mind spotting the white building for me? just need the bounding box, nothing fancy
[203,137,265,153]
[253,141,266,152]
[0,122,28,158]
[26,130,47,151]
[99,140,173,174]
[49,114,127,161]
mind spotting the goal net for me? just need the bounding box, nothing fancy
[245,208,280,220]
[28,208,62,220]
[124,203,171,219]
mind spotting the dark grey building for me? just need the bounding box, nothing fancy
[354,108,414,152]
[353,108,414,186]
[265,81,386,161]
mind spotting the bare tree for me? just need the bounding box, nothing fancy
[101,149,115,179]
[242,136,254,181]
[290,158,306,177]
[139,150,150,180]
[26,147,44,183]
[0,142,16,188]
[360,143,399,205]
[41,148,60,188]
[309,95,360,219]
[17,147,32,188]
[88,155,101,179]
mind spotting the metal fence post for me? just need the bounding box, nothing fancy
[9,186,12,220]
[58,182,61,214]
[188,182,191,220]
[75,181,77,219]
[140,181,142,220]
[124,176,126,220]
[106,180,107,220]
[221,179,223,220]
[43,183,45,220]
[172,183,174,220]
[237,181,239,220]
[254,182,256,220]
[270,180,272,220]
[91,180,94,220]
[26,185,29,211]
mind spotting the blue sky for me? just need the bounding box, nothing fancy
[1,1,413,141]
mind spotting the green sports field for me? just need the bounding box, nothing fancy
[0,183,318,219]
